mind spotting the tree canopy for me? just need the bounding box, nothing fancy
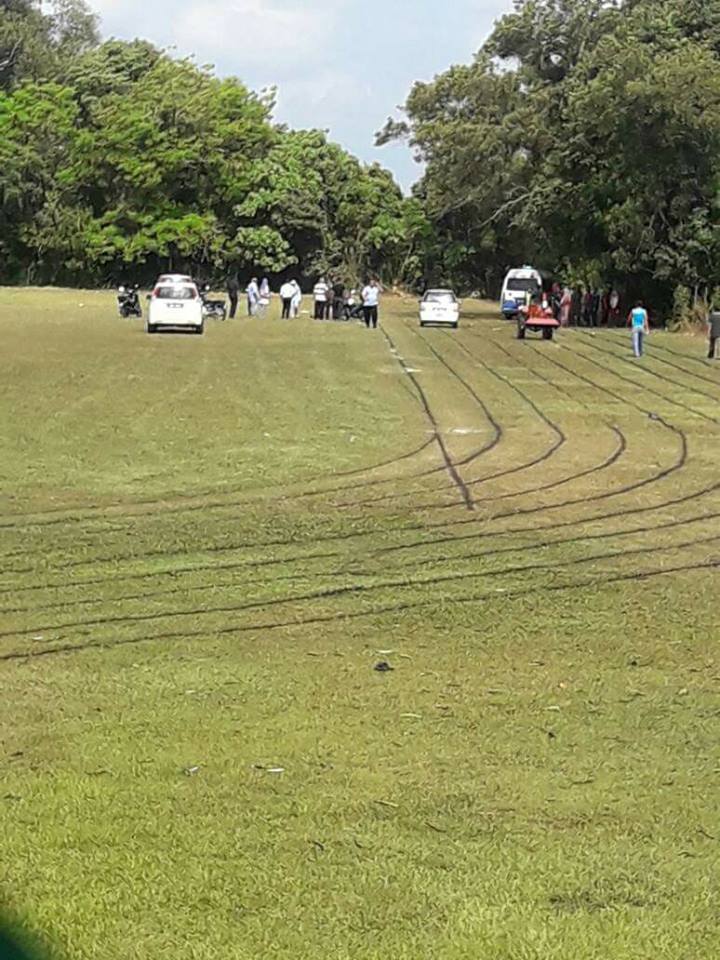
[4,0,720,304]
[0,0,415,286]
[383,0,720,309]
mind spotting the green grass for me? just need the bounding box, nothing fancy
[1,288,720,959]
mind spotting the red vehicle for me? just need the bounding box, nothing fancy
[517,297,560,341]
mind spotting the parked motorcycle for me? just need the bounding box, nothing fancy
[199,283,227,321]
[117,283,142,318]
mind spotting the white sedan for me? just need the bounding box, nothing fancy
[147,279,204,335]
[419,289,460,328]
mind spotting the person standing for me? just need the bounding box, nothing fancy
[332,280,345,320]
[344,288,357,320]
[313,277,329,319]
[628,301,650,357]
[280,279,294,319]
[595,289,606,327]
[608,289,621,325]
[571,287,582,326]
[559,287,572,327]
[227,270,240,319]
[290,280,302,318]
[258,278,271,318]
[708,304,720,359]
[361,278,382,329]
[246,277,260,317]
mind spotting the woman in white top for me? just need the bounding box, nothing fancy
[258,278,271,317]
[361,279,381,329]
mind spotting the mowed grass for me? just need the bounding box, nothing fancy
[1,287,720,959]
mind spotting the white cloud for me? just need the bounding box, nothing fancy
[177,0,339,64]
[96,0,347,75]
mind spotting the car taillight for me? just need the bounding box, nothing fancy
[152,287,160,298]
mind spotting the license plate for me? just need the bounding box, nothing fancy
[168,303,184,309]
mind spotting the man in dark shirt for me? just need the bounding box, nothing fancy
[332,281,345,320]
[226,271,240,319]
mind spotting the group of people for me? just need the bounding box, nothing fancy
[311,278,382,328]
[554,286,623,328]
[226,273,383,329]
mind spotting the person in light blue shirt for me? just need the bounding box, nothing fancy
[627,301,650,357]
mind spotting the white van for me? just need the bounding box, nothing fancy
[500,267,543,318]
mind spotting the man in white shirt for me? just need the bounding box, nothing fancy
[361,279,382,329]
[313,277,329,320]
[280,279,295,319]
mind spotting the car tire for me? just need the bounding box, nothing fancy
[196,324,205,336]
[517,324,526,340]
[543,327,554,341]
[147,324,157,334]
[452,322,459,329]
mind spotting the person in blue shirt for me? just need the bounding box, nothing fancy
[627,301,650,357]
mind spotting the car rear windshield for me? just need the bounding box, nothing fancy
[156,286,196,300]
[507,278,540,292]
[424,292,457,303]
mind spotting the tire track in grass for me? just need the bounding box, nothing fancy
[369,337,699,559]
[10,502,720,621]
[0,360,689,591]
[4,528,720,644]
[443,331,628,502]
[0,323,492,539]
[583,330,720,391]
[334,323,556,508]
[568,338,720,425]
[3,552,719,663]
[380,327,475,511]
[0,435,438,535]
[0,323,697,596]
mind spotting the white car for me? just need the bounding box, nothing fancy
[419,289,460,328]
[147,279,204,335]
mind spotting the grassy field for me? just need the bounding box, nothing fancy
[1,287,720,960]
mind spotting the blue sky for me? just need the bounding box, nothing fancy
[90,0,511,190]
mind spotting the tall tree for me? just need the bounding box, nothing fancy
[385,0,720,307]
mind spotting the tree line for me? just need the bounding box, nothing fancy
[0,0,431,288]
[382,0,720,316]
[3,0,720,313]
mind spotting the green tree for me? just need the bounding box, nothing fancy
[386,0,720,308]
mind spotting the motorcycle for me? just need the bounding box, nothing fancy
[117,283,142,318]
[199,283,227,321]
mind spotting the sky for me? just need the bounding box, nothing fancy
[89,0,511,190]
